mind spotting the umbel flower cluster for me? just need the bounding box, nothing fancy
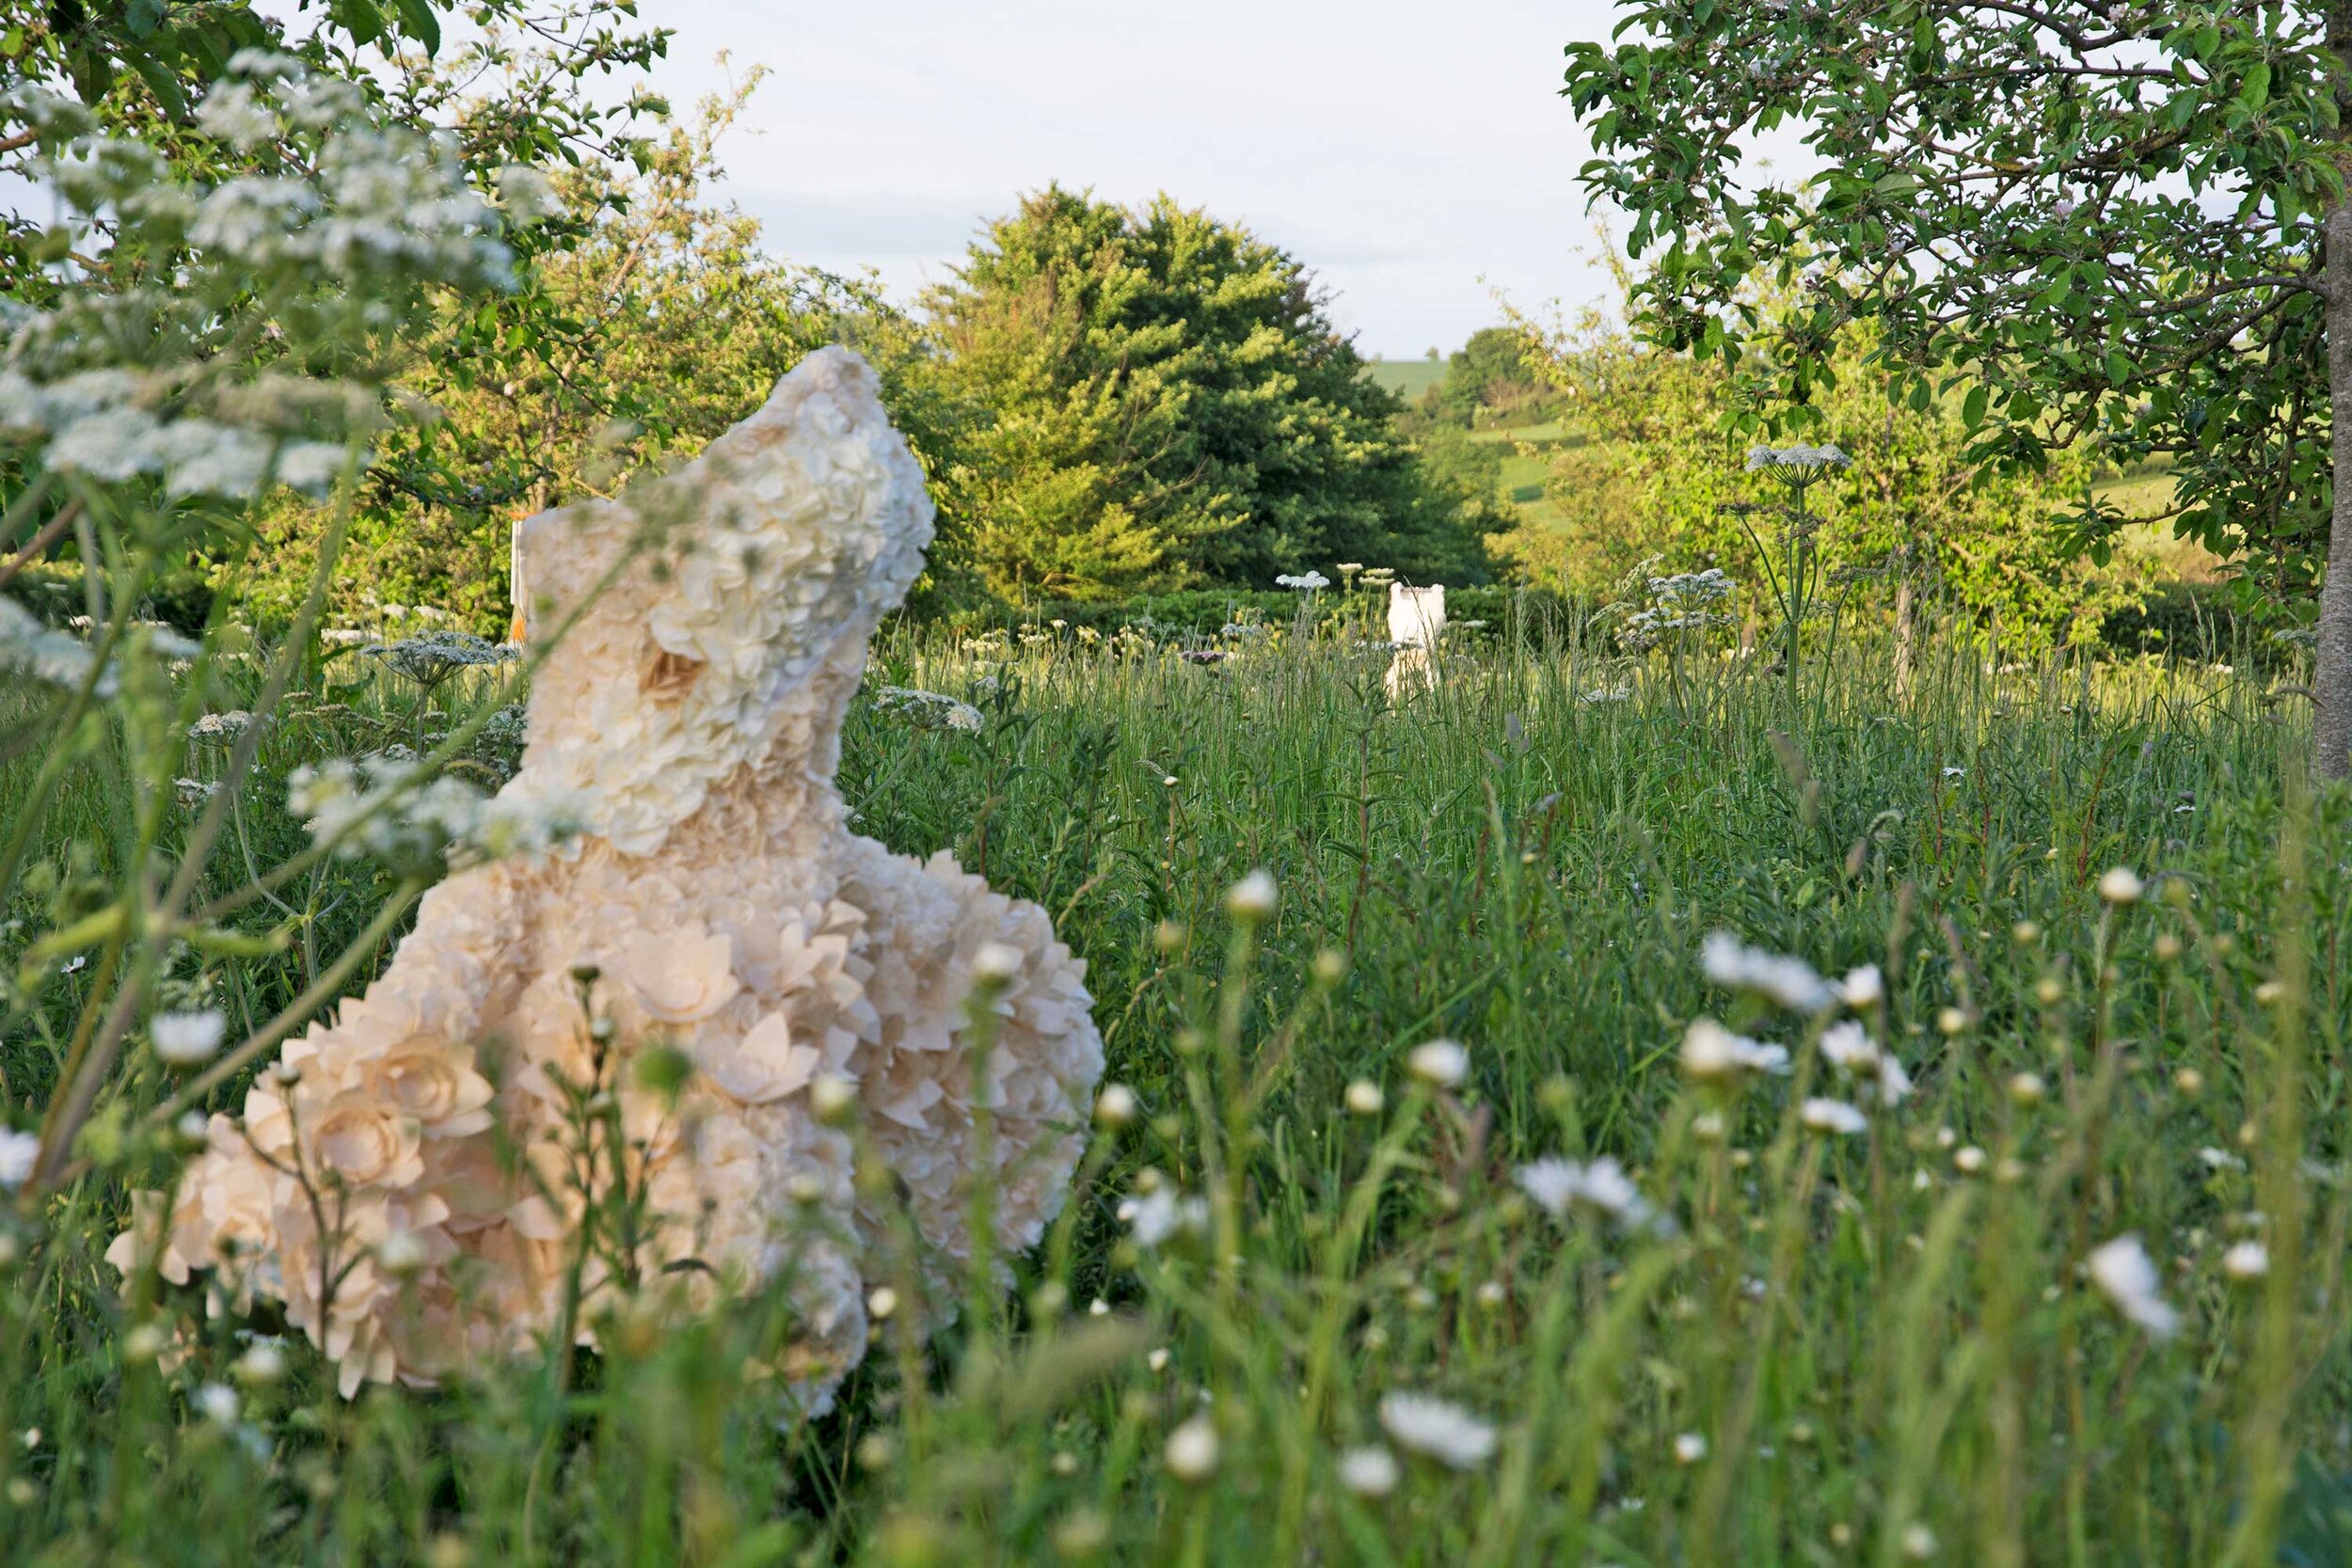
[0,53,529,503]
[111,350,1104,1405]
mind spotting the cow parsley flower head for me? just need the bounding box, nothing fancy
[2087,1234,2179,1338]
[1275,570,1330,592]
[872,686,983,733]
[1745,443,1851,474]
[1378,1393,1497,1468]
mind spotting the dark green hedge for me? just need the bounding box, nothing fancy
[5,561,216,634]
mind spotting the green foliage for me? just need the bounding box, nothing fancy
[925,186,1492,598]
[1562,0,2336,600]
[235,80,977,630]
[1493,296,2151,651]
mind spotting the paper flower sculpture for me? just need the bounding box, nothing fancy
[112,349,1104,1407]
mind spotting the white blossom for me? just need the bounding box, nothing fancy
[1165,1415,1219,1481]
[1515,1156,1661,1232]
[1680,1018,1790,1082]
[151,1009,228,1067]
[1379,1393,1498,1468]
[0,1129,37,1190]
[1801,1098,1869,1135]
[1119,1187,1208,1249]
[1745,443,1851,472]
[1838,965,1883,1007]
[1406,1037,1469,1087]
[1700,931,1836,1012]
[1338,1446,1400,1496]
[2087,1234,2179,1338]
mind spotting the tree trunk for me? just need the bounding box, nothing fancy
[2320,194,2352,781]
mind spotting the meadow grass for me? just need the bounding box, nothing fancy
[3,621,2349,1566]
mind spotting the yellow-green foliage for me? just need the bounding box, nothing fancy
[1495,303,2152,650]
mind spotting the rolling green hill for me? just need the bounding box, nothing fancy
[1361,356,1450,402]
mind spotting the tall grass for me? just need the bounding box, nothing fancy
[4,623,2348,1566]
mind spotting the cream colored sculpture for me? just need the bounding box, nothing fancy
[1384,582,1445,700]
[114,349,1104,1406]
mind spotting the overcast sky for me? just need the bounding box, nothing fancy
[648,1,1627,358]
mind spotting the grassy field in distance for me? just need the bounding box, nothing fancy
[1361,356,1452,401]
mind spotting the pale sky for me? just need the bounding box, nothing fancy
[648,0,1628,358]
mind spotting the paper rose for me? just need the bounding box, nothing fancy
[111,349,1104,1408]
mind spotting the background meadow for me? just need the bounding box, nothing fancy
[7,611,2350,1566]
[7,4,2352,1563]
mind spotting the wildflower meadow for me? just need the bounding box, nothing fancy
[8,5,2352,1565]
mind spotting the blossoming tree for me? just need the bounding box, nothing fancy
[1564,0,2352,775]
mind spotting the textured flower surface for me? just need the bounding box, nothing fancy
[112,349,1104,1408]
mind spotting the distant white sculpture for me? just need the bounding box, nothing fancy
[114,349,1104,1407]
[1385,582,1446,699]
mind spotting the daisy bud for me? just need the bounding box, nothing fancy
[1165,1415,1220,1481]
[1225,869,1277,925]
[1095,1083,1138,1128]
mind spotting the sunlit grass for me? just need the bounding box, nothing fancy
[5,624,2348,1565]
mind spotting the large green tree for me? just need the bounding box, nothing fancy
[927,186,1490,599]
[245,79,979,628]
[1564,1,2352,773]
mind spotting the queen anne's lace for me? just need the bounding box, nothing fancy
[112,350,1104,1409]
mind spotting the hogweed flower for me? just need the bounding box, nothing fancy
[359,631,516,693]
[1744,443,1851,475]
[872,686,983,734]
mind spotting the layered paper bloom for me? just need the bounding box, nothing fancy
[111,349,1104,1408]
